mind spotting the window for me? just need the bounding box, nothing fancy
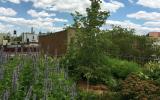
[33,36,34,39]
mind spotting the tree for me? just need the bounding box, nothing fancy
[63,0,110,82]
[103,26,160,64]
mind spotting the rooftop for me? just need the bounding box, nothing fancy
[148,32,160,37]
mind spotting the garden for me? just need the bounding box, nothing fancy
[0,0,160,100]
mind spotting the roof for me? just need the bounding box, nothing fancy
[39,28,75,37]
[39,30,67,37]
[148,32,160,37]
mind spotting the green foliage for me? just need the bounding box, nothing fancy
[121,74,160,100]
[13,35,22,42]
[63,0,110,83]
[107,58,141,79]
[103,92,122,100]
[142,62,160,84]
[96,57,141,89]
[103,26,159,64]
[61,0,160,99]
[0,57,19,95]
[77,90,119,100]
[0,55,77,100]
[78,91,101,100]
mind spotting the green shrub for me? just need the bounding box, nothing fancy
[89,58,141,89]
[103,92,122,100]
[78,91,101,100]
[77,90,122,100]
[143,62,160,84]
[104,76,118,88]
[121,74,160,100]
[107,58,141,79]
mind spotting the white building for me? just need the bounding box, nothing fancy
[0,33,10,45]
[0,34,3,45]
[22,33,38,43]
[22,27,38,44]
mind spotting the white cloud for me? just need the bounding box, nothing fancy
[27,9,56,18]
[5,0,124,13]
[6,0,20,4]
[127,11,160,21]
[128,0,134,3]
[144,21,160,27]
[0,15,68,32]
[101,0,124,13]
[0,7,17,16]
[137,0,160,9]
[105,20,160,35]
[0,22,14,33]
[38,0,124,13]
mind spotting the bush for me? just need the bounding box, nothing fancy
[77,90,123,100]
[62,56,141,88]
[89,57,141,89]
[78,91,101,100]
[107,58,141,79]
[143,62,160,84]
[103,92,122,100]
[121,74,160,100]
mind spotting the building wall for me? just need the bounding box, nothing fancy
[0,33,8,45]
[22,33,38,43]
[149,32,160,38]
[39,29,75,56]
[148,32,160,46]
[0,35,3,45]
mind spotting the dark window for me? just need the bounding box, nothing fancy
[27,38,29,44]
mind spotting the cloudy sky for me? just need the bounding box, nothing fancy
[0,0,160,35]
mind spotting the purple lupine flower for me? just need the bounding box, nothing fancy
[43,79,48,100]
[64,68,68,80]
[0,67,4,80]
[55,62,60,74]
[32,94,36,100]
[16,65,20,75]
[70,83,77,100]
[48,79,53,91]
[12,70,18,92]
[25,86,32,100]
[3,90,10,100]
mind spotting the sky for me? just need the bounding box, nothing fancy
[0,0,160,35]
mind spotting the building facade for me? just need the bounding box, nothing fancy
[0,34,3,45]
[0,33,10,46]
[148,32,160,38]
[148,32,160,46]
[39,29,75,56]
[22,33,38,43]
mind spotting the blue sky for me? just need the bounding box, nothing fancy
[0,0,160,35]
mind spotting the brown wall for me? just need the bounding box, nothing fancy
[39,29,75,56]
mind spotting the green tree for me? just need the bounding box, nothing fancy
[103,26,159,64]
[64,0,110,82]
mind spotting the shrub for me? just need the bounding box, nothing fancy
[121,74,160,100]
[90,58,141,89]
[103,92,122,100]
[143,62,160,84]
[77,90,123,100]
[78,91,101,100]
[107,58,141,79]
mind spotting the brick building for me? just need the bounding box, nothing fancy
[39,29,75,56]
[148,32,160,38]
[148,32,160,46]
